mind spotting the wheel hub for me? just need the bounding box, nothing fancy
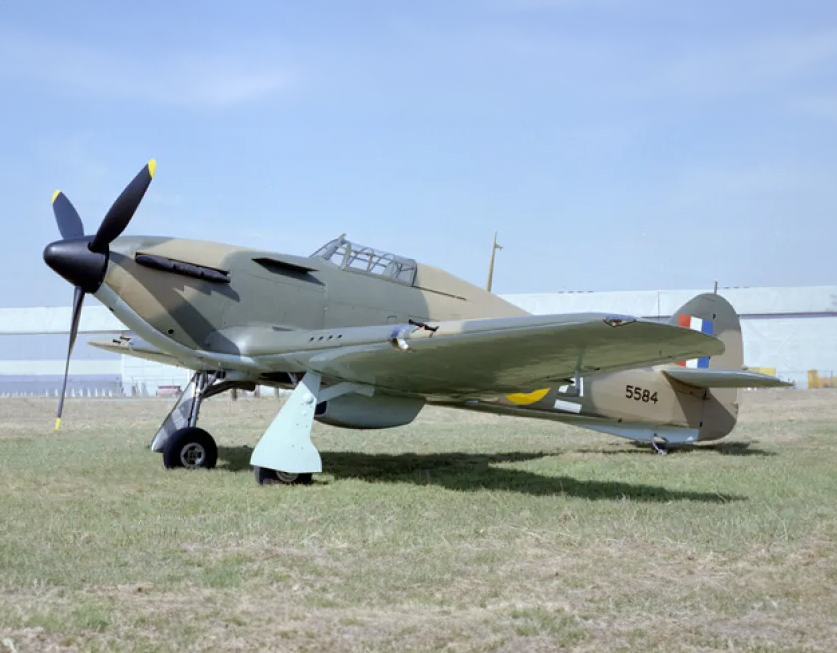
[275,471,299,483]
[180,442,206,468]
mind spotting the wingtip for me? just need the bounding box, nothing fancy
[147,159,157,178]
[51,190,61,203]
[54,417,61,431]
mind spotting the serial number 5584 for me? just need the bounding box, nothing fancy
[625,385,658,403]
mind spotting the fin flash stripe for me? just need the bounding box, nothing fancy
[676,314,713,368]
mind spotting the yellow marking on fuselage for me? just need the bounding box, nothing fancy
[505,387,550,405]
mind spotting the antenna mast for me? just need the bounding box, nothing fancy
[486,231,503,292]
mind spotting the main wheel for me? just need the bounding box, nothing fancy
[254,466,313,486]
[163,427,218,470]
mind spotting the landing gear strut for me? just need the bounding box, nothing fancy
[153,371,253,471]
[249,371,372,485]
[153,370,371,483]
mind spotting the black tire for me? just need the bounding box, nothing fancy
[163,427,218,470]
[254,466,313,486]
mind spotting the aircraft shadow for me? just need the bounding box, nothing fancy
[609,441,776,457]
[217,447,744,503]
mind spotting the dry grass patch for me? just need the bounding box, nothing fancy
[1,389,836,651]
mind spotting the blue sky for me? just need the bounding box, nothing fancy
[2,0,836,309]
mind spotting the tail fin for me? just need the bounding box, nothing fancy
[667,293,743,372]
[668,293,743,441]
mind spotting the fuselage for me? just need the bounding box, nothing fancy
[101,235,526,359]
[474,365,738,443]
[93,235,738,445]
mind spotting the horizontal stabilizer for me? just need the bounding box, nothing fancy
[663,368,791,388]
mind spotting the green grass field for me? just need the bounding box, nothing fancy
[1,389,836,652]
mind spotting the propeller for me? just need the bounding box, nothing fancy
[44,160,156,430]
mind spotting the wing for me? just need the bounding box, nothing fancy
[289,313,724,397]
[89,335,196,369]
[90,314,723,398]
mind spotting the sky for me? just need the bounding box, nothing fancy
[2,0,837,310]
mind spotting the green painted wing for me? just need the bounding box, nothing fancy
[304,313,724,396]
[91,313,725,398]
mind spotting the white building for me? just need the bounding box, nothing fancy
[1,285,835,394]
[0,305,189,396]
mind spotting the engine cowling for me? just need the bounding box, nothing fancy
[315,394,425,429]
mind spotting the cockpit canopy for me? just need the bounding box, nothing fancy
[310,235,417,285]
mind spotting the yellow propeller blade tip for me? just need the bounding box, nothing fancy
[54,417,62,431]
[147,159,157,178]
[51,190,61,203]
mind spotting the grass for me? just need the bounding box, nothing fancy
[0,389,836,651]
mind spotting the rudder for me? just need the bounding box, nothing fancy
[668,293,743,441]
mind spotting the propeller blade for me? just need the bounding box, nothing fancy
[55,286,85,431]
[89,159,156,253]
[51,191,85,239]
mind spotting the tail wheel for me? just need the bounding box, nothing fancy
[163,427,218,469]
[254,466,313,486]
[651,436,668,456]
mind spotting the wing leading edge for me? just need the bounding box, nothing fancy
[90,335,192,368]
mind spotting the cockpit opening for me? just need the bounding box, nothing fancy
[310,235,417,285]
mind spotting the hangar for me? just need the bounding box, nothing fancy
[1,285,835,394]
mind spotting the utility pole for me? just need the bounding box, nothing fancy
[486,231,502,292]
